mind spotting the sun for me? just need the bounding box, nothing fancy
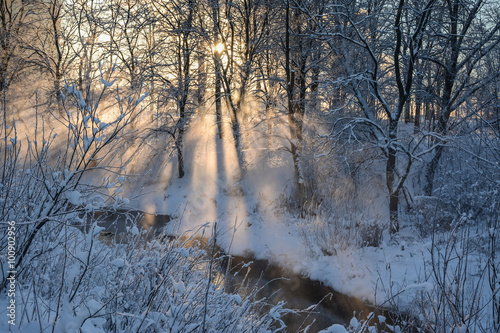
[214,43,224,54]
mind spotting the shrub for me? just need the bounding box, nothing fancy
[0,75,289,332]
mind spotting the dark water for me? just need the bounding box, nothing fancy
[222,255,399,332]
[87,210,408,332]
[79,208,171,240]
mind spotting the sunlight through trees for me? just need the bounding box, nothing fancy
[0,0,499,331]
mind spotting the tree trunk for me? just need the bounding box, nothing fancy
[197,54,206,107]
[176,92,187,178]
[414,97,421,134]
[424,143,443,196]
[404,100,411,123]
[55,66,63,117]
[215,71,223,139]
[176,128,185,178]
[266,102,273,148]
[386,127,400,234]
[389,189,400,234]
[212,0,223,139]
[223,87,245,169]
[284,0,305,201]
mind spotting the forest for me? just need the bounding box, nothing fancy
[0,0,499,332]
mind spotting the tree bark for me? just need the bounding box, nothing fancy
[285,0,304,199]
[212,0,223,139]
[387,121,400,234]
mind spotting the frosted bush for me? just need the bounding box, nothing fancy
[0,75,288,332]
[8,222,288,332]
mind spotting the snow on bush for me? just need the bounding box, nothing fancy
[4,222,288,332]
[0,74,289,332]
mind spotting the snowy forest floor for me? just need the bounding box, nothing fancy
[99,114,497,328]
[1,110,497,332]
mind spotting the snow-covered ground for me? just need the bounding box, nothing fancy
[108,113,497,329]
[2,108,496,332]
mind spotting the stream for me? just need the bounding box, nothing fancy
[222,255,396,332]
[83,209,403,332]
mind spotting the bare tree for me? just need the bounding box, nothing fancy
[23,0,80,116]
[152,0,199,178]
[282,0,328,203]
[303,0,437,233]
[0,0,29,92]
[212,0,272,169]
[69,0,107,94]
[422,0,500,196]
[99,0,156,92]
